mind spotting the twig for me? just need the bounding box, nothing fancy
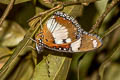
[0,54,12,60]
[89,0,120,33]
[28,0,97,22]
[41,0,97,8]
[28,4,63,22]
[0,0,15,27]
[55,0,97,6]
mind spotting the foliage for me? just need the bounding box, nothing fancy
[0,0,120,80]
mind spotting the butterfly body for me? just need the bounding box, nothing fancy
[35,11,102,53]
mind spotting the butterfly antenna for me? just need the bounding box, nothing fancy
[29,37,37,43]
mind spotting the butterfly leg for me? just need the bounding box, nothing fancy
[29,37,37,43]
[26,36,44,54]
[25,37,37,50]
[27,45,36,50]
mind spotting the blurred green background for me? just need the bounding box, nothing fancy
[0,0,120,80]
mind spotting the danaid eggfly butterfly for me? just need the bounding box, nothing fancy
[35,11,102,53]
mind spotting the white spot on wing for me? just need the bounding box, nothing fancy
[66,38,71,43]
[55,39,63,44]
[93,40,97,48]
[71,38,81,52]
[91,38,93,40]
[64,48,66,50]
[59,48,61,50]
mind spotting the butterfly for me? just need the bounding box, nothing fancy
[35,11,102,53]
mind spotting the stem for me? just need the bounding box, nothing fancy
[0,54,11,60]
[0,0,15,27]
[28,0,97,22]
[63,0,97,6]
[101,19,120,39]
[89,0,120,33]
[28,4,63,22]
[55,0,97,6]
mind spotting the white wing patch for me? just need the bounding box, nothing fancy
[92,40,97,48]
[54,39,63,44]
[46,16,72,44]
[47,16,55,31]
[71,38,81,52]
[66,38,71,43]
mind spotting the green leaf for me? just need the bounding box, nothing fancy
[0,47,11,69]
[33,54,71,80]
[1,20,26,47]
[77,52,96,80]
[4,53,34,80]
[104,63,120,80]
[99,43,120,80]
